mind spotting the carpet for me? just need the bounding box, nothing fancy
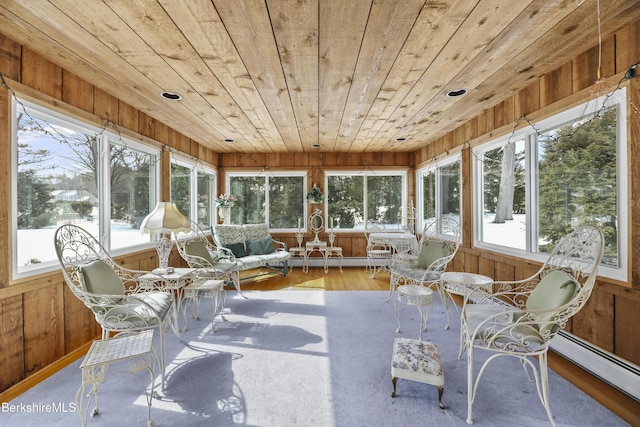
[2,290,629,426]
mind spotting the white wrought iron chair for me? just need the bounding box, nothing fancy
[364,221,393,278]
[390,218,460,338]
[54,224,176,390]
[461,226,604,426]
[175,221,241,328]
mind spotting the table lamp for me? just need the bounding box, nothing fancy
[140,201,191,274]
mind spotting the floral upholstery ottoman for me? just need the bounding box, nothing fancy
[391,337,444,409]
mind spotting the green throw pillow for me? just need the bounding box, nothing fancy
[417,240,449,269]
[246,237,275,255]
[225,242,247,258]
[79,259,125,295]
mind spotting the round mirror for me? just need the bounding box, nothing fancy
[311,214,323,232]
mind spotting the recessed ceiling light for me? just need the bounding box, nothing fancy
[446,88,468,98]
[396,137,407,142]
[224,139,235,143]
[160,91,182,101]
[311,143,322,148]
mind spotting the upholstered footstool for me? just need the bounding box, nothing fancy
[391,337,444,409]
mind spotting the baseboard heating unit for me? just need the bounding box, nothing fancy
[551,331,640,401]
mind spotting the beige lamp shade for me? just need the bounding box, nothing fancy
[140,202,191,234]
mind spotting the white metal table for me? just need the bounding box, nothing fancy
[440,272,493,358]
[141,267,196,334]
[76,330,156,426]
[370,232,418,253]
[304,241,329,272]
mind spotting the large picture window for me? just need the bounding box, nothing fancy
[473,88,627,280]
[326,171,407,231]
[226,172,305,229]
[13,99,160,277]
[416,157,461,234]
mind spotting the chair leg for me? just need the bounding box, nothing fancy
[394,296,402,334]
[537,352,556,427]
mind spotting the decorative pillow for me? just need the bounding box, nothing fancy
[79,259,125,295]
[225,242,247,258]
[527,269,579,312]
[527,269,579,336]
[416,240,449,269]
[246,236,275,255]
[184,240,218,265]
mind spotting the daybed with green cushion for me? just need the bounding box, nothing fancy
[213,224,291,280]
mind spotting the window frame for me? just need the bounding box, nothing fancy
[224,170,308,231]
[415,154,462,234]
[170,154,217,227]
[472,87,628,282]
[12,97,161,279]
[324,169,409,233]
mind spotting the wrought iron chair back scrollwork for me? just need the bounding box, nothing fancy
[461,226,604,426]
[389,217,461,337]
[175,221,241,326]
[54,224,176,390]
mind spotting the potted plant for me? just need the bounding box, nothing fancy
[306,183,324,204]
[216,193,238,224]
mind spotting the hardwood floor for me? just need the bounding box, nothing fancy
[237,266,390,291]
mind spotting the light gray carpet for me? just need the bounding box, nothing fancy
[2,290,629,426]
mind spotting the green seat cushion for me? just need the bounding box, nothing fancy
[417,240,449,269]
[246,236,275,255]
[185,240,218,265]
[225,242,247,258]
[79,259,125,295]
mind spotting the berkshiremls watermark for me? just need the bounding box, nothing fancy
[2,401,76,413]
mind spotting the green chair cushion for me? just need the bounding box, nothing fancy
[185,240,217,265]
[417,240,449,269]
[527,269,579,336]
[246,236,275,255]
[225,242,247,258]
[527,269,578,312]
[79,259,125,295]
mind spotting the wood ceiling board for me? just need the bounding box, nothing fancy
[158,0,288,152]
[336,0,426,152]
[103,0,268,152]
[214,0,303,151]
[318,0,373,151]
[268,0,319,150]
[357,0,480,151]
[366,0,534,149]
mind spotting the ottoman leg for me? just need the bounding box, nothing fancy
[391,377,397,398]
[437,385,445,409]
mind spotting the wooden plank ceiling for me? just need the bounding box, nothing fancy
[1,0,639,153]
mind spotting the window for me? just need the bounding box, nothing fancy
[226,172,305,229]
[13,99,160,277]
[416,157,461,233]
[326,170,407,231]
[170,156,216,228]
[473,88,628,280]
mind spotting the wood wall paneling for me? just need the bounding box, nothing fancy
[0,295,24,390]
